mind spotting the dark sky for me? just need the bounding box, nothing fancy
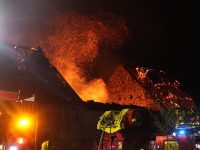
[118,0,200,100]
[1,0,200,102]
[65,0,200,101]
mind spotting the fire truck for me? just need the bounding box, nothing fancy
[93,108,200,150]
[0,91,36,150]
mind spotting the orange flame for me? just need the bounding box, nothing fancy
[31,11,129,102]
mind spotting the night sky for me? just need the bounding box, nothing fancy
[1,0,200,103]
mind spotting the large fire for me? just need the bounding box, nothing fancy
[29,11,193,109]
[31,11,129,103]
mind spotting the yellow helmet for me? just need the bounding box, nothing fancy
[41,140,54,150]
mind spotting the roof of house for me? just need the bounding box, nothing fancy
[105,64,194,110]
[123,64,194,109]
[0,43,83,106]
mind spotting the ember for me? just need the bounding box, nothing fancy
[30,11,193,109]
[31,11,129,102]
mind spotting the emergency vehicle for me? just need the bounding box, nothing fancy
[0,90,36,150]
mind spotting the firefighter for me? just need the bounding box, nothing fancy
[41,140,54,150]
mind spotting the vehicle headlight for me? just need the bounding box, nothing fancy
[9,146,18,150]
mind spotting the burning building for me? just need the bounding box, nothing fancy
[0,43,198,150]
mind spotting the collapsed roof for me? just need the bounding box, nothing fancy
[106,64,194,110]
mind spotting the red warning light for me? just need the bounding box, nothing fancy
[15,137,28,144]
[16,137,24,144]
